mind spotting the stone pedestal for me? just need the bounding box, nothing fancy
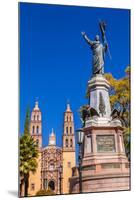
[70,75,130,193]
[88,74,111,117]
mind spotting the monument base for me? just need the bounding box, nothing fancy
[69,72,130,194]
[70,171,130,193]
[69,118,130,193]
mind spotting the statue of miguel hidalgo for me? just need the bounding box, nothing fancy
[81,21,111,75]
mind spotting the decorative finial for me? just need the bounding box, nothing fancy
[52,128,54,134]
[49,128,55,136]
[49,128,56,145]
[35,101,38,108]
[66,103,71,112]
[34,97,39,110]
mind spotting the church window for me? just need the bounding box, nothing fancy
[67,116,68,121]
[66,127,68,134]
[37,126,39,134]
[37,115,39,121]
[33,115,36,121]
[70,127,72,134]
[49,163,54,170]
[65,139,68,147]
[70,116,71,121]
[70,139,73,147]
[31,183,35,191]
[32,126,35,134]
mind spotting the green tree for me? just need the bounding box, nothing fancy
[24,107,30,135]
[105,66,130,160]
[19,107,39,197]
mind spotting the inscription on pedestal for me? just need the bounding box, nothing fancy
[96,135,115,152]
[101,163,120,169]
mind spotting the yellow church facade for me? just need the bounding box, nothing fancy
[21,101,76,196]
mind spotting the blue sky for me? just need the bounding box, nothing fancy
[19,3,130,149]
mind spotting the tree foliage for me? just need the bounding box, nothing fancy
[104,67,130,113]
[19,107,39,197]
[36,189,54,196]
[20,134,39,175]
[24,107,30,135]
[105,66,130,160]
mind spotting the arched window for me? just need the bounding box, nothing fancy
[36,126,39,134]
[66,116,68,122]
[70,127,72,134]
[70,116,71,121]
[32,126,35,134]
[37,115,39,121]
[65,139,68,147]
[66,127,68,134]
[70,139,73,147]
[49,163,54,170]
[33,115,36,121]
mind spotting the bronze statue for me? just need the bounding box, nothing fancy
[81,21,110,75]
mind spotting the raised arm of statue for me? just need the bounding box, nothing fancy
[81,32,93,46]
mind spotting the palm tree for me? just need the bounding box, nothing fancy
[19,107,39,197]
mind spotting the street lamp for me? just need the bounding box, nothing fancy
[59,164,62,194]
[76,129,84,193]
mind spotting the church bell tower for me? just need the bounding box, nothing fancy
[28,101,42,196]
[62,103,76,194]
[30,101,42,148]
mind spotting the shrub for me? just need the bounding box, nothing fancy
[36,189,54,196]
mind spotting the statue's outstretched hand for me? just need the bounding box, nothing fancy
[81,31,85,36]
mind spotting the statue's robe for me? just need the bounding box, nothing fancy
[91,41,106,74]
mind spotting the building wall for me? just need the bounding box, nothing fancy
[28,152,41,196]
[62,151,76,194]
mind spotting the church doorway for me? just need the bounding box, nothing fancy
[48,180,55,191]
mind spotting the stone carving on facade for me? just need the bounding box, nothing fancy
[41,145,63,193]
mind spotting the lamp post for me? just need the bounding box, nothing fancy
[76,129,84,193]
[59,164,62,194]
